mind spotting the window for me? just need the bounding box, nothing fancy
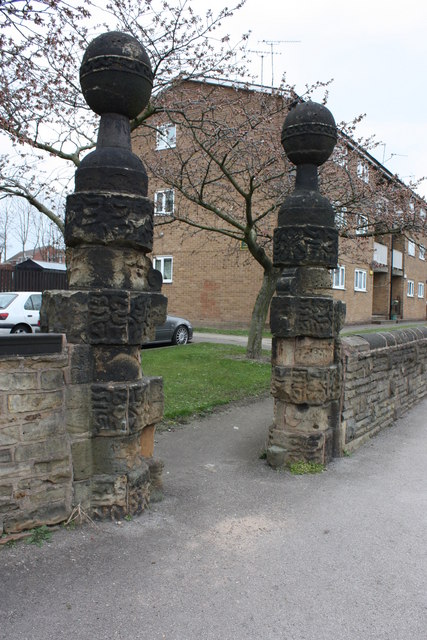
[156,123,176,150]
[420,208,426,220]
[154,189,174,215]
[357,161,369,183]
[407,239,415,256]
[419,245,425,261]
[334,203,347,229]
[24,294,42,311]
[418,282,425,299]
[333,145,348,168]
[356,214,369,235]
[153,256,173,283]
[332,265,345,289]
[354,269,367,292]
[407,280,414,297]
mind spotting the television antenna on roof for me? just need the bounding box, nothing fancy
[259,39,301,86]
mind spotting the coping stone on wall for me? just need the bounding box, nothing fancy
[349,327,427,351]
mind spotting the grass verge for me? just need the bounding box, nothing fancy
[142,342,270,425]
[194,326,272,338]
[195,322,426,339]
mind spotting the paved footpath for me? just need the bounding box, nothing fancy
[1,396,426,640]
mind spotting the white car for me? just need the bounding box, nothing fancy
[0,292,42,335]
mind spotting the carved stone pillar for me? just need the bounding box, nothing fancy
[267,101,346,467]
[41,32,167,517]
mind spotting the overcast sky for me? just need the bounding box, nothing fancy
[203,0,426,197]
[4,0,426,258]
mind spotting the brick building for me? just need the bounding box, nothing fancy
[134,79,426,327]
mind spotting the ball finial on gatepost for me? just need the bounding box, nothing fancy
[80,31,153,119]
[281,101,337,167]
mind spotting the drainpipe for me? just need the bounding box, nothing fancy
[389,234,393,319]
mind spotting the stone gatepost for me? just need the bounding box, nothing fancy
[267,101,346,467]
[41,32,167,517]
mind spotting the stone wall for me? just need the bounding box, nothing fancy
[340,327,427,453]
[1,327,426,533]
[0,339,73,533]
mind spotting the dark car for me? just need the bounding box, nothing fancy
[148,315,193,345]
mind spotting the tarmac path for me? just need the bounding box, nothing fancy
[1,396,426,640]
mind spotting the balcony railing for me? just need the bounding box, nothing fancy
[392,249,403,273]
[373,242,388,266]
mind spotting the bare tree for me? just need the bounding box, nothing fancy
[0,0,250,231]
[0,200,11,261]
[136,81,426,358]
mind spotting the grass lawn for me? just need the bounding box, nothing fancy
[195,322,427,338]
[142,342,270,424]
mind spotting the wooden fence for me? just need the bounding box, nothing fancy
[0,267,68,292]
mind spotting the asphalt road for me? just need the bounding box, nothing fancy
[1,396,426,640]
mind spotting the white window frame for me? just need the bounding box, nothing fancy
[419,245,425,261]
[333,145,348,168]
[332,265,345,290]
[357,161,369,183]
[417,282,425,299]
[354,269,367,292]
[156,123,176,150]
[334,203,347,229]
[356,214,369,235]
[154,256,173,284]
[407,239,415,257]
[407,280,414,298]
[154,189,174,216]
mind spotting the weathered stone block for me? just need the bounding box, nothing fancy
[71,440,93,481]
[0,425,20,447]
[0,448,13,463]
[72,479,92,511]
[0,462,31,480]
[67,246,152,290]
[91,346,142,383]
[127,464,151,514]
[32,458,72,479]
[7,391,63,414]
[90,474,128,514]
[68,344,93,384]
[295,337,335,366]
[269,429,333,464]
[91,376,163,436]
[14,438,69,464]
[270,295,345,338]
[2,502,71,534]
[91,383,128,435]
[271,365,341,404]
[65,192,154,251]
[42,289,160,346]
[0,371,38,392]
[40,369,64,390]
[273,225,338,267]
[88,290,147,345]
[0,484,13,498]
[65,384,91,437]
[21,414,63,442]
[273,399,331,434]
[266,445,287,469]
[91,433,147,476]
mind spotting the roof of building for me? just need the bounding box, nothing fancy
[16,259,66,271]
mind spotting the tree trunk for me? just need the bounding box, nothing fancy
[246,266,280,360]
